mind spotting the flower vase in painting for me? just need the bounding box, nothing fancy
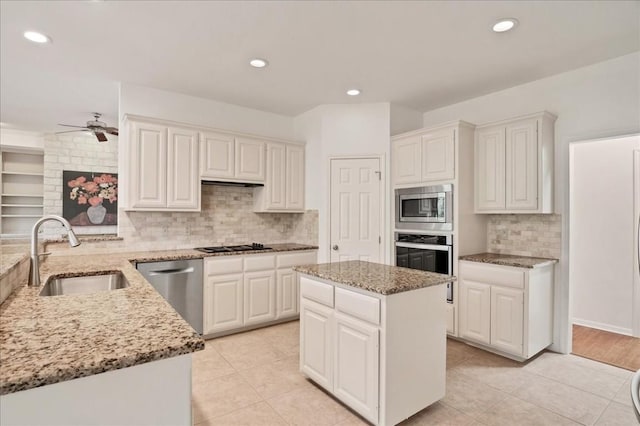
[63,171,118,227]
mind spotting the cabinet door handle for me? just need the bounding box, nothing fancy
[332,245,339,251]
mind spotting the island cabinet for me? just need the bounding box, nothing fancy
[458,260,554,360]
[297,266,450,426]
[203,250,317,337]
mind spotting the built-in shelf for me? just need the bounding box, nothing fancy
[1,171,44,177]
[1,150,45,236]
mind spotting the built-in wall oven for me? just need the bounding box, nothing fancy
[395,184,453,231]
[395,232,453,303]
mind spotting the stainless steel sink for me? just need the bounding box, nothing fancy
[39,272,130,296]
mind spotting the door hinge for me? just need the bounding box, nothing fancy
[378,236,381,244]
[374,171,381,181]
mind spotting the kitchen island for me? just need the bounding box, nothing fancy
[294,260,455,426]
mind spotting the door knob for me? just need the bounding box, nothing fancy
[332,245,339,251]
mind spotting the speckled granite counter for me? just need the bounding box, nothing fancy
[459,252,558,268]
[0,243,317,395]
[294,260,455,295]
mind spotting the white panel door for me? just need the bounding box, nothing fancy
[167,127,199,210]
[459,280,491,345]
[276,269,297,318]
[200,131,235,179]
[235,137,265,182]
[333,313,379,424]
[392,136,421,185]
[286,144,305,210]
[476,127,506,211]
[300,299,333,391]
[203,274,243,334]
[505,119,538,211]
[490,286,524,355]
[266,143,287,210]
[130,122,167,208]
[421,129,455,182]
[243,270,276,325]
[330,158,382,263]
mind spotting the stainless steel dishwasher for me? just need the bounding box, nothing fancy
[137,259,203,335]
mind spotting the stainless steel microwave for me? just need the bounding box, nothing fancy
[395,184,453,231]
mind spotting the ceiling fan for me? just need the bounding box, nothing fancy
[57,112,118,142]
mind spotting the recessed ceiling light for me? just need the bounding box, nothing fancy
[23,31,51,44]
[249,58,268,68]
[346,89,361,96]
[492,18,518,33]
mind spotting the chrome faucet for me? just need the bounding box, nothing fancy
[29,215,81,286]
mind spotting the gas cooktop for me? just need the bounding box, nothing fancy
[195,243,272,253]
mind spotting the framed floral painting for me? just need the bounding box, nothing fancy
[62,170,118,227]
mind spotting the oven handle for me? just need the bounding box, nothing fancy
[395,242,451,251]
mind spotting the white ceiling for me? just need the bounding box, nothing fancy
[1,0,638,132]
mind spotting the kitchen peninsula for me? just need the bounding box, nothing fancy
[294,260,455,426]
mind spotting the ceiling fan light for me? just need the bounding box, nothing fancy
[24,31,51,43]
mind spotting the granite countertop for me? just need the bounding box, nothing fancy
[459,252,558,268]
[294,260,455,295]
[0,242,318,395]
[0,244,30,279]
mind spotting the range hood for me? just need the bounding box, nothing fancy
[201,180,264,188]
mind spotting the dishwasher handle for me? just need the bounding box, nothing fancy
[148,267,195,276]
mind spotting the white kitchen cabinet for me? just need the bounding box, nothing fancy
[300,298,334,391]
[458,260,554,360]
[167,127,199,209]
[200,131,235,179]
[203,250,317,337]
[392,135,422,185]
[392,126,456,186]
[421,128,455,182]
[203,273,244,334]
[459,280,491,345]
[333,312,379,424]
[235,137,265,182]
[299,274,446,425]
[254,142,305,212]
[475,112,556,213]
[244,270,276,325]
[127,119,200,211]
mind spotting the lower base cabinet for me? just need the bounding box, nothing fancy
[459,260,554,360]
[203,250,317,337]
[299,274,446,426]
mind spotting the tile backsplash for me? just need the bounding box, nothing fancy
[114,185,318,251]
[487,214,562,259]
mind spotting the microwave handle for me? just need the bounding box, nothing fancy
[395,242,451,251]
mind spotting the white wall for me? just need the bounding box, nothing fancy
[570,135,640,335]
[422,52,640,352]
[294,103,392,264]
[119,83,295,140]
[390,103,423,136]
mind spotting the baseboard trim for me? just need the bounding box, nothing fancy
[572,318,633,336]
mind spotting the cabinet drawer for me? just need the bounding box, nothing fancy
[335,288,380,325]
[244,254,276,272]
[460,261,524,289]
[277,251,317,269]
[206,257,243,275]
[300,276,334,307]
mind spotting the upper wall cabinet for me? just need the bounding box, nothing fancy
[254,142,305,212]
[128,119,200,211]
[392,126,455,186]
[475,112,556,214]
[200,134,265,183]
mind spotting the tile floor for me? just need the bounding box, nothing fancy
[192,320,637,425]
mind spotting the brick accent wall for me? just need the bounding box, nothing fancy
[42,133,118,237]
[487,214,562,259]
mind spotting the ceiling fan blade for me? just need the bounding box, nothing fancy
[94,132,108,142]
[55,130,87,134]
[58,124,89,128]
[104,127,119,136]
